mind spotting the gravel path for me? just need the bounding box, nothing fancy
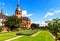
[31,31,41,37]
[4,31,41,41]
[48,32,56,39]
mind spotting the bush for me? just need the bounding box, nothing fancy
[57,34,60,40]
[12,28,19,32]
[16,29,39,36]
[58,28,60,33]
[0,26,2,32]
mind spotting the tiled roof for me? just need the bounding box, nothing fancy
[21,17,31,21]
[0,13,7,19]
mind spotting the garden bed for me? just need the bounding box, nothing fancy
[16,29,39,36]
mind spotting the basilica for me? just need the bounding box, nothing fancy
[0,1,31,32]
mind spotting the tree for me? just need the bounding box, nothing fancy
[45,18,60,41]
[4,15,22,31]
[31,23,39,29]
[0,26,2,32]
[45,20,52,30]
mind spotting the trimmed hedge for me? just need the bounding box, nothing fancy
[16,29,39,36]
[0,26,2,32]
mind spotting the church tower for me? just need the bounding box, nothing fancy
[15,0,22,18]
[1,8,4,15]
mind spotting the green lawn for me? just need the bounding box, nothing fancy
[12,31,55,41]
[0,31,55,41]
[0,29,39,41]
[0,32,16,41]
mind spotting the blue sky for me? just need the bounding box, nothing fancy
[0,0,60,26]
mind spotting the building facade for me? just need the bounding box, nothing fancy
[0,8,7,32]
[0,1,31,32]
[15,1,31,29]
[0,8,7,26]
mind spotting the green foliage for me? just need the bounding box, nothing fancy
[4,15,22,31]
[31,23,39,29]
[12,31,55,41]
[57,33,60,39]
[0,26,2,32]
[45,18,60,40]
[39,26,48,30]
[16,29,39,36]
[12,28,19,32]
[0,32,16,41]
[58,28,60,33]
[45,18,60,33]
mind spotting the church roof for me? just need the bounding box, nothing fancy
[0,13,7,19]
[15,8,22,12]
[21,17,31,21]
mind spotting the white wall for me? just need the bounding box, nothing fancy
[0,19,5,26]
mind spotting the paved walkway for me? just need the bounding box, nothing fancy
[5,35,23,41]
[4,31,40,41]
[31,31,40,37]
[48,32,60,41]
[57,40,60,41]
[48,32,56,39]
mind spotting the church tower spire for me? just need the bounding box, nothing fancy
[17,0,21,11]
[1,8,4,15]
[15,0,22,18]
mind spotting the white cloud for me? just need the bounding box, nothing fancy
[44,12,54,18]
[22,10,27,15]
[48,19,52,21]
[26,14,32,17]
[44,9,60,18]
[32,21,40,24]
[40,21,48,26]
[22,10,33,17]
[32,21,47,26]
[54,10,60,14]
[5,13,8,16]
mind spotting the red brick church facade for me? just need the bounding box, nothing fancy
[15,1,31,29]
[0,1,31,32]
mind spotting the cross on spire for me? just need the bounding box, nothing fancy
[18,0,20,7]
[17,0,21,11]
[18,0,20,4]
